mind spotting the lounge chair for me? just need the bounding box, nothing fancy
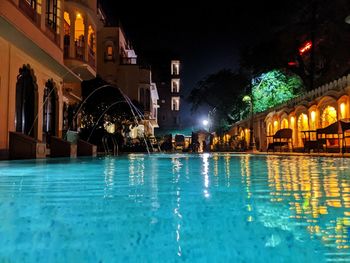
[267,128,293,152]
[316,121,341,153]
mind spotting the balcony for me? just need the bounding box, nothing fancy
[120,56,137,65]
[75,41,85,61]
[63,35,96,79]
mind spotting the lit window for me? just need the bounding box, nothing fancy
[171,60,180,75]
[171,97,180,111]
[297,113,309,147]
[24,0,37,9]
[273,120,278,133]
[340,103,346,119]
[171,79,180,93]
[281,119,288,129]
[46,0,58,31]
[310,110,316,130]
[322,106,337,127]
[290,116,295,126]
[267,123,273,136]
[106,45,113,61]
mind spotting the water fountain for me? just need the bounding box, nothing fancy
[86,100,126,142]
[71,83,160,155]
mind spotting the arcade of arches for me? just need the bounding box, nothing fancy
[14,65,74,142]
[227,86,350,152]
[265,96,349,149]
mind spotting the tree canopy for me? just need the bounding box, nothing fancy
[252,70,305,113]
[239,0,350,90]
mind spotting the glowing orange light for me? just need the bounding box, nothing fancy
[299,41,312,55]
[288,61,297,66]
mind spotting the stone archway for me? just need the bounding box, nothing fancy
[15,65,38,137]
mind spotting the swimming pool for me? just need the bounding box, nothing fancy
[0,153,349,262]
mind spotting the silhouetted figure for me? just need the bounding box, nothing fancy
[202,140,207,152]
[161,134,173,152]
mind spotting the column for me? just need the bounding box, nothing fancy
[36,77,45,141]
[69,12,75,58]
[57,83,63,138]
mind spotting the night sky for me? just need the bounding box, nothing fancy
[99,0,314,126]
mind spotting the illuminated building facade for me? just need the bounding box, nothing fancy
[229,74,350,151]
[0,0,105,159]
[97,26,159,137]
[156,59,182,131]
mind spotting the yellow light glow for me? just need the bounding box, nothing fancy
[340,103,346,119]
[74,14,85,40]
[267,123,273,136]
[64,12,70,25]
[281,118,288,128]
[311,111,316,122]
[322,106,337,127]
[273,120,278,133]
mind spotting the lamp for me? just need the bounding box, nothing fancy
[345,15,350,24]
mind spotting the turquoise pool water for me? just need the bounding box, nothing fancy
[0,153,350,262]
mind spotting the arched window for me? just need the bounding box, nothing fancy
[321,106,337,127]
[75,13,85,60]
[171,97,180,111]
[63,12,70,57]
[267,123,273,136]
[105,45,114,61]
[297,113,309,147]
[15,65,37,137]
[281,119,288,129]
[46,0,58,32]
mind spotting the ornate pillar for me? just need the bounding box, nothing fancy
[57,83,64,138]
[35,75,46,142]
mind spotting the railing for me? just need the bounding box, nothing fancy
[88,48,96,69]
[120,56,137,65]
[75,41,85,61]
[263,73,350,114]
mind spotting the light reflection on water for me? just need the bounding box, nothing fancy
[0,154,350,262]
[265,156,350,251]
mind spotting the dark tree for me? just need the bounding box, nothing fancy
[187,69,249,133]
[240,0,350,91]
